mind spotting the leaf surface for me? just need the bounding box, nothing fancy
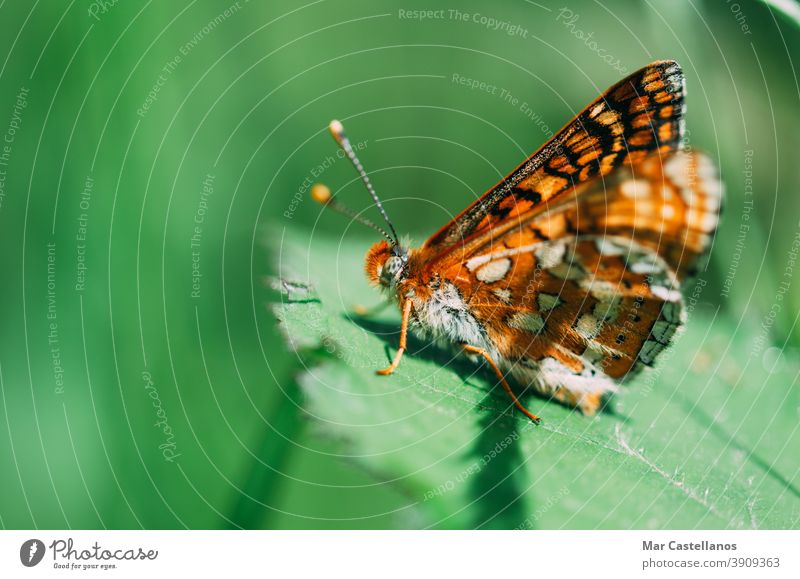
[271,227,800,529]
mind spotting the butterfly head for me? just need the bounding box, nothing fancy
[365,240,409,289]
[312,120,407,290]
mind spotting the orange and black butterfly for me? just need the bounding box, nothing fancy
[312,60,722,423]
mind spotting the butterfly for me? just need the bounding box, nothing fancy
[312,60,722,423]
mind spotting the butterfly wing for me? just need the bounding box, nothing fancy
[459,235,684,415]
[422,60,686,259]
[527,150,723,281]
[441,148,722,414]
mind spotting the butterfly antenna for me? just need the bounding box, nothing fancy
[328,120,400,244]
[311,184,395,244]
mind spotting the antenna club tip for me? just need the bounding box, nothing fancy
[328,119,345,142]
[310,183,332,205]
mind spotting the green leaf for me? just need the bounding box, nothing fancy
[270,226,800,529]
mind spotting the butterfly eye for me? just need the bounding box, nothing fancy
[379,255,406,287]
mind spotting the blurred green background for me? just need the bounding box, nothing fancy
[0,0,798,529]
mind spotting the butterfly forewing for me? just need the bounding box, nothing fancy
[525,150,723,281]
[422,60,686,260]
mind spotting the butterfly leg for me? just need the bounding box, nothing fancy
[462,345,541,424]
[376,299,413,376]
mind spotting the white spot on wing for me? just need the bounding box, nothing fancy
[663,62,681,77]
[686,208,708,231]
[696,154,716,179]
[537,293,563,312]
[465,243,540,271]
[583,279,617,300]
[493,288,512,303]
[537,357,618,395]
[620,179,651,199]
[576,314,601,339]
[589,102,605,118]
[535,242,566,268]
[509,312,545,334]
[593,294,621,323]
[651,285,682,302]
[630,260,663,275]
[476,258,511,283]
[595,238,627,256]
[664,153,691,188]
[549,262,584,280]
[699,211,718,232]
[701,188,722,210]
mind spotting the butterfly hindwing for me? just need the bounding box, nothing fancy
[464,235,684,414]
[423,60,686,257]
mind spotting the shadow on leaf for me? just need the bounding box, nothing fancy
[349,315,521,413]
[348,313,629,424]
[467,397,529,529]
